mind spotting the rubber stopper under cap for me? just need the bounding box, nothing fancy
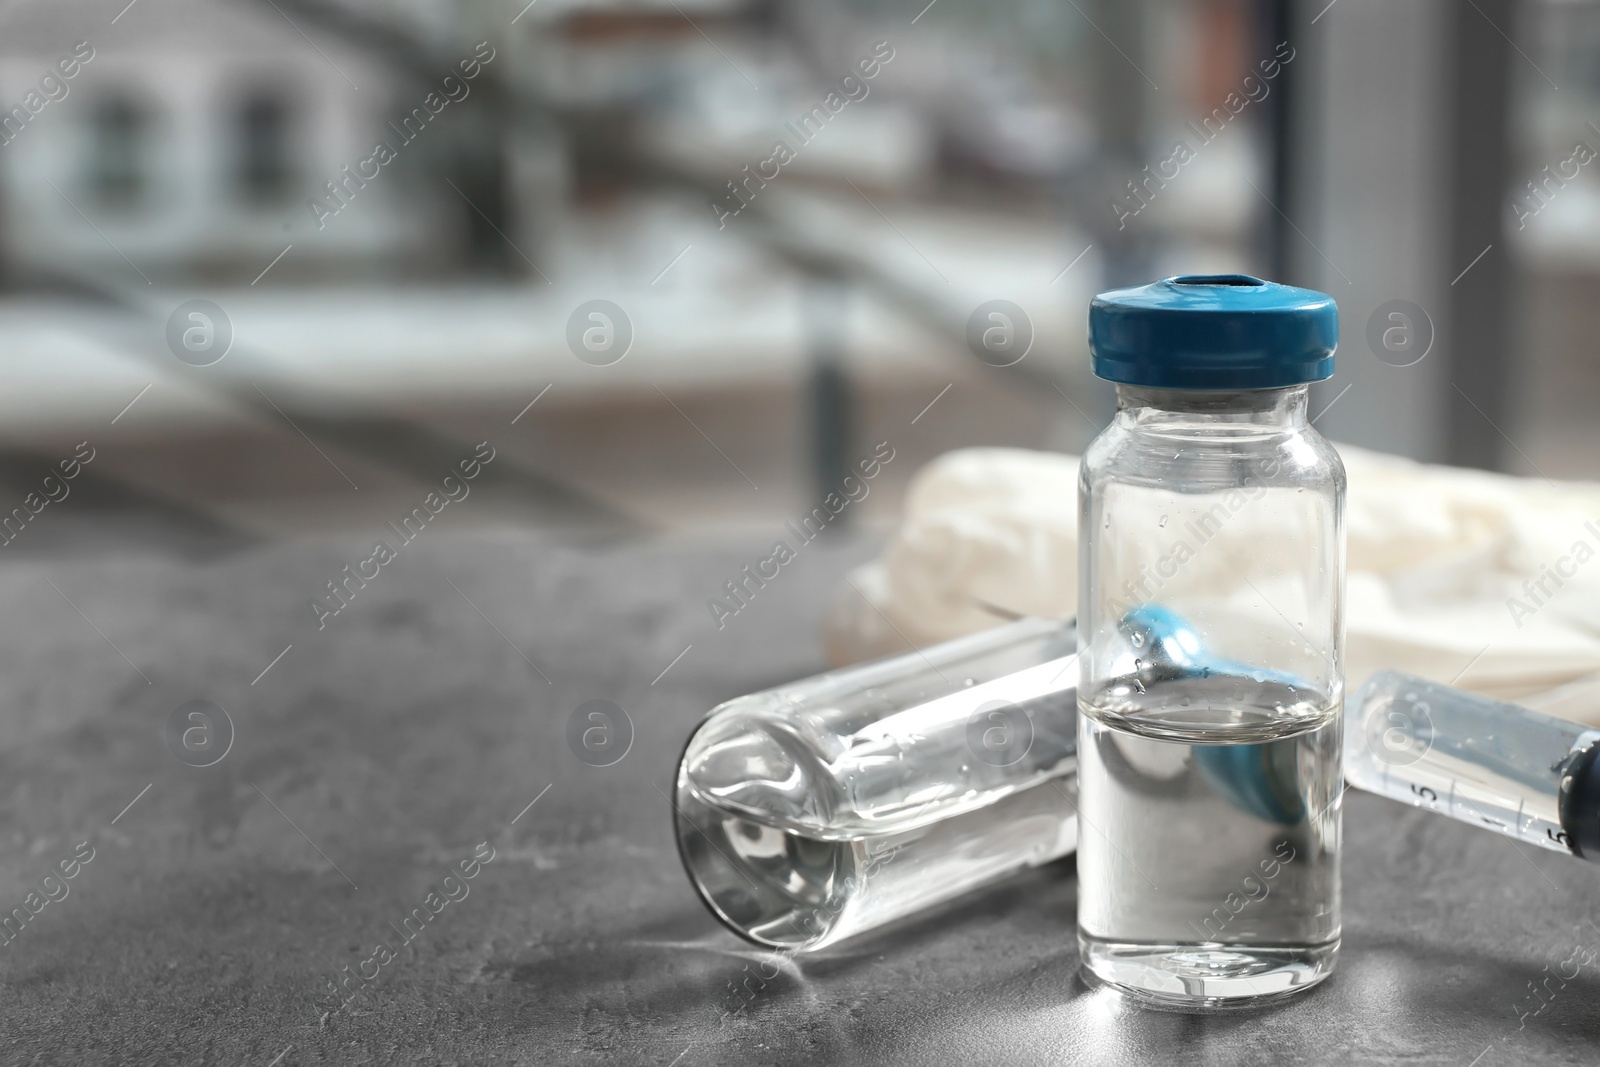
[1089,274,1337,390]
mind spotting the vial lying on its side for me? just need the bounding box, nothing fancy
[1347,670,1600,859]
[673,617,1079,951]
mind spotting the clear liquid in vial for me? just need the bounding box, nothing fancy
[1077,674,1341,1009]
[677,653,1081,951]
[676,774,1078,950]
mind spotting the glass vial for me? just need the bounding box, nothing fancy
[1076,275,1346,1008]
[674,617,1078,951]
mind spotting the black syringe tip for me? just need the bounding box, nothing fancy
[1559,741,1600,861]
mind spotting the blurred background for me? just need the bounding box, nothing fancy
[0,0,1592,552]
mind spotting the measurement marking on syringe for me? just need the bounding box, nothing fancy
[1515,797,1526,840]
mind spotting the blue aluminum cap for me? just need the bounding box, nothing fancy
[1089,274,1337,390]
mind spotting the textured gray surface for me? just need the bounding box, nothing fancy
[1,528,1599,1065]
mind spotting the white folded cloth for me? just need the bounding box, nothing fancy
[824,445,1600,724]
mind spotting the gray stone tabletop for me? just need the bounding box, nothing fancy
[2,527,1599,1065]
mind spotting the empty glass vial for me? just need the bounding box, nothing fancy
[674,617,1078,951]
[1077,275,1346,1008]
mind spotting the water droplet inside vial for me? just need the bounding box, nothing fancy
[1131,632,1145,648]
[1134,658,1145,670]
[1158,515,1168,528]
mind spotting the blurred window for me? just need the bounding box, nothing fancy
[234,92,293,205]
[1507,0,1600,477]
[87,96,150,210]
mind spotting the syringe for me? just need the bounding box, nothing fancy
[1346,670,1600,858]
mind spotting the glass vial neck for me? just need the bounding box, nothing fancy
[1114,384,1310,429]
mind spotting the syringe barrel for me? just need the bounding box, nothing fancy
[1345,671,1600,858]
